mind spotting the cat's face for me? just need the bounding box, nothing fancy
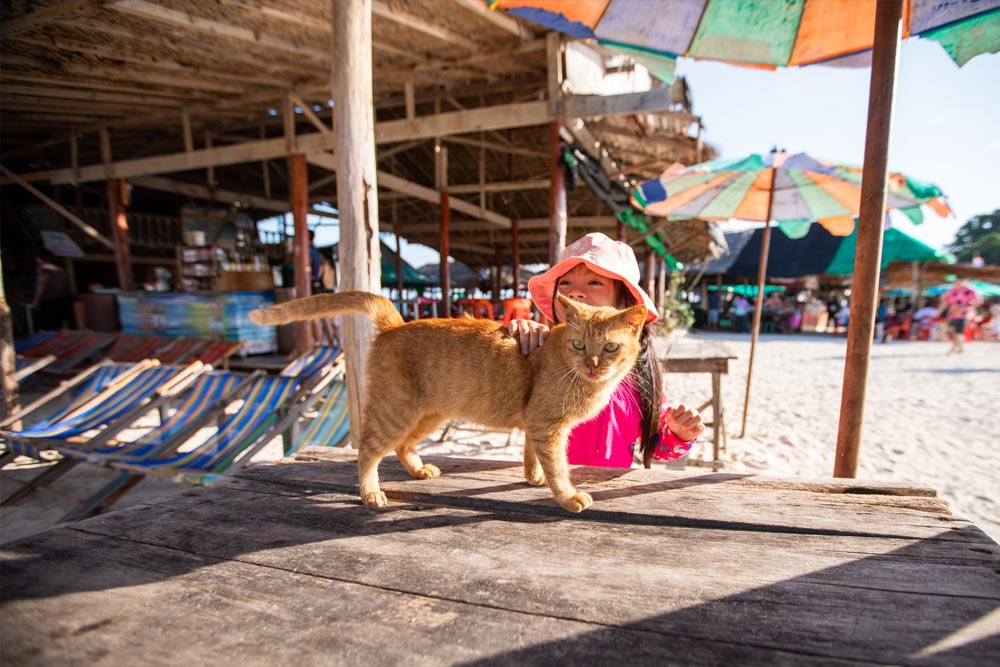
[557,294,646,383]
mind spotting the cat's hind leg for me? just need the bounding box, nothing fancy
[357,408,415,507]
[522,436,546,487]
[395,414,445,480]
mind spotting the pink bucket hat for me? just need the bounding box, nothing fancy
[527,232,659,323]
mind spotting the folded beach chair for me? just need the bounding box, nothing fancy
[14,330,59,356]
[1,368,254,507]
[0,360,204,467]
[151,337,203,364]
[62,369,335,521]
[104,334,174,363]
[286,379,350,456]
[193,339,244,369]
[33,331,118,375]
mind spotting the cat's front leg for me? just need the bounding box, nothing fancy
[529,429,593,513]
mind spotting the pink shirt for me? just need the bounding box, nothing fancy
[566,379,694,468]
[942,286,978,319]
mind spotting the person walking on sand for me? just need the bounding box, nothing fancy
[937,275,979,354]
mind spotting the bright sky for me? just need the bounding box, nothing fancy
[288,36,999,269]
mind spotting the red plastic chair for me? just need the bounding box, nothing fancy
[501,298,534,327]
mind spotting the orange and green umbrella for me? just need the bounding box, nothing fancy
[491,0,1000,82]
[631,150,951,239]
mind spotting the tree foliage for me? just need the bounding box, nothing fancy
[948,209,1000,265]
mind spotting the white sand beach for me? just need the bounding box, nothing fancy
[2,332,998,544]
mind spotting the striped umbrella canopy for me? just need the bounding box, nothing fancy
[632,150,951,239]
[492,0,1000,81]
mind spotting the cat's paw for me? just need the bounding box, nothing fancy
[362,490,388,507]
[559,491,593,513]
[414,463,441,479]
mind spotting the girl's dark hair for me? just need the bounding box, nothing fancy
[550,282,662,468]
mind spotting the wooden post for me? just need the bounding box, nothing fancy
[494,246,503,300]
[740,169,777,438]
[511,217,520,296]
[289,153,313,353]
[835,0,903,478]
[333,0,381,444]
[549,120,567,265]
[106,178,135,292]
[260,125,271,199]
[0,253,19,420]
[440,191,451,317]
[911,262,924,309]
[657,256,667,310]
[645,250,656,300]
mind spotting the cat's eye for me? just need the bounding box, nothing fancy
[571,340,586,350]
[604,342,620,352]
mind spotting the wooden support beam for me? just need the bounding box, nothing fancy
[404,74,416,120]
[448,179,550,194]
[289,91,332,136]
[109,0,329,62]
[290,153,313,353]
[131,176,290,213]
[372,0,479,51]
[182,112,194,153]
[549,120,567,264]
[512,217,521,295]
[307,151,512,228]
[449,0,534,40]
[565,87,675,119]
[0,165,113,249]
[547,32,564,116]
[442,136,548,159]
[204,131,215,187]
[70,131,79,182]
[334,0,380,444]
[107,178,135,291]
[0,0,90,37]
[440,191,452,317]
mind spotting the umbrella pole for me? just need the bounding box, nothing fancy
[834,0,903,477]
[739,217,773,439]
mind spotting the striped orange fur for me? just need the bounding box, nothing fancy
[249,291,646,512]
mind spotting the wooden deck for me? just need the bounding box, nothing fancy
[2,449,998,666]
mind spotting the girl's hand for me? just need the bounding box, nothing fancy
[508,319,549,355]
[664,404,705,442]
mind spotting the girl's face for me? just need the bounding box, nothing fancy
[554,264,619,320]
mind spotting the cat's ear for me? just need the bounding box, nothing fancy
[616,304,647,337]
[556,293,584,322]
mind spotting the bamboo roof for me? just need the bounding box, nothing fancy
[1,0,716,268]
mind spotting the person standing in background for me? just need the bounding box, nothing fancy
[30,253,72,330]
[937,275,979,355]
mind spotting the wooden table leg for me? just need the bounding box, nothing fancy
[712,371,722,471]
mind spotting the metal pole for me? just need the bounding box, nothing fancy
[834,0,903,477]
[739,168,776,438]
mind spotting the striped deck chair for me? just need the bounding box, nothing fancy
[13,355,57,382]
[62,371,332,521]
[42,331,118,374]
[0,361,203,464]
[154,337,207,365]
[194,339,243,369]
[1,369,254,507]
[280,345,343,378]
[14,331,58,355]
[104,334,174,363]
[286,379,350,456]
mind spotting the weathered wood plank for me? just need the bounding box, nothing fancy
[230,453,982,542]
[3,528,887,667]
[31,481,1000,667]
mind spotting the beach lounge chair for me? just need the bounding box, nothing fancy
[61,368,335,521]
[286,379,350,456]
[1,369,254,507]
[104,334,174,363]
[193,339,243,369]
[0,361,204,466]
[13,355,57,383]
[14,330,58,355]
[154,337,208,364]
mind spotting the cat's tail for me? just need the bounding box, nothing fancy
[248,291,404,332]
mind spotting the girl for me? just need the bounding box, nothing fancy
[510,233,704,468]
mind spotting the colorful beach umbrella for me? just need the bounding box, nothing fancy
[632,151,951,239]
[492,0,1000,81]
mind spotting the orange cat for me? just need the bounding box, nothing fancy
[249,291,645,512]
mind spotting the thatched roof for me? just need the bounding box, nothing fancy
[1,0,717,269]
